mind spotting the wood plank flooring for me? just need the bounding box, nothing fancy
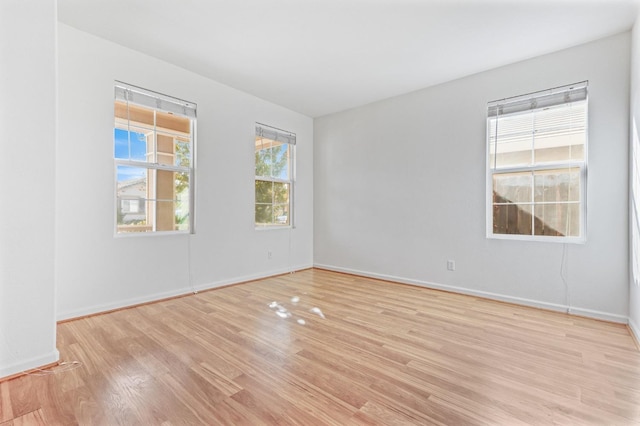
[1,268,639,425]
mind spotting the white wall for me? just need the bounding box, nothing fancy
[315,33,630,322]
[0,0,59,377]
[630,16,640,339]
[56,25,313,320]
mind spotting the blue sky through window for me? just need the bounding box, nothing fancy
[114,128,147,181]
[257,143,289,179]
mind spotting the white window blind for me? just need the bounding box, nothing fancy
[255,123,296,146]
[488,84,587,118]
[115,81,196,119]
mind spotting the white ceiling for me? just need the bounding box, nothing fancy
[58,0,639,118]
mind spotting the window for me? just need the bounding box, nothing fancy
[487,82,587,242]
[255,123,295,228]
[114,82,196,234]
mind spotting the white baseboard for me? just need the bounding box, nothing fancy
[567,306,629,324]
[57,263,313,322]
[0,349,60,379]
[314,263,628,324]
[57,262,631,327]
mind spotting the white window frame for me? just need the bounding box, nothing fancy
[254,123,296,229]
[114,81,197,236]
[486,82,588,243]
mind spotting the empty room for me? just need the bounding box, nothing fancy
[2,0,640,424]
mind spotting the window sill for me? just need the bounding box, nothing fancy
[487,233,585,244]
[255,225,293,231]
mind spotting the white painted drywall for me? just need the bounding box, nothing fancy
[315,33,630,322]
[0,0,59,377]
[630,16,640,339]
[56,25,313,320]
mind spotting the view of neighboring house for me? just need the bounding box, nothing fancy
[117,177,146,225]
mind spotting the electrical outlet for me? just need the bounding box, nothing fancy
[447,260,455,271]
[268,251,272,260]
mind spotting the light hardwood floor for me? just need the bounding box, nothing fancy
[1,269,639,425]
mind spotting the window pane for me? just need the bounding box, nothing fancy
[255,204,273,226]
[155,170,189,232]
[273,204,289,225]
[175,138,191,167]
[156,110,191,134]
[114,127,149,161]
[116,165,147,191]
[255,137,274,177]
[490,101,586,169]
[493,203,533,235]
[156,133,175,166]
[534,168,580,203]
[149,133,192,168]
[174,171,190,199]
[174,171,190,232]
[117,198,153,233]
[117,166,149,231]
[174,209,190,232]
[534,143,584,164]
[493,172,532,204]
[272,143,290,180]
[115,101,154,127]
[255,181,289,226]
[273,182,289,204]
[255,138,290,179]
[533,203,580,237]
[255,180,273,203]
[156,200,176,231]
[117,198,148,224]
[532,102,586,164]
[488,114,533,168]
[155,169,173,201]
[115,169,191,233]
